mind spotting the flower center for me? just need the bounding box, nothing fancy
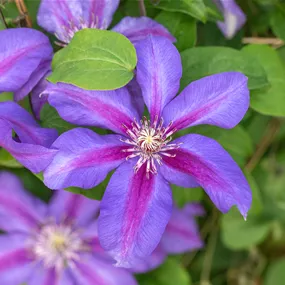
[32,223,85,271]
[121,116,181,177]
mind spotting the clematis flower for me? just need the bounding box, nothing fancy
[42,36,251,267]
[0,171,137,285]
[37,0,175,45]
[214,0,246,39]
[0,28,52,101]
[0,101,58,173]
[133,203,204,273]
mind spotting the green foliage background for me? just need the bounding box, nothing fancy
[2,0,285,284]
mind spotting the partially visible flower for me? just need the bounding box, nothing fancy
[0,172,137,285]
[132,203,204,273]
[0,28,52,101]
[37,0,175,45]
[0,101,58,173]
[42,36,251,267]
[214,0,246,39]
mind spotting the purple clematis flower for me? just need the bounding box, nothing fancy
[42,35,251,267]
[0,28,53,101]
[0,171,137,285]
[214,0,246,39]
[133,203,204,273]
[0,101,58,173]
[37,0,175,45]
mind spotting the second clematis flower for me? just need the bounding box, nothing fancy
[43,36,252,267]
[37,0,175,46]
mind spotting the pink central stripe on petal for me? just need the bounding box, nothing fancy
[76,262,108,285]
[0,194,40,228]
[171,95,227,131]
[121,166,155,259]
[64,194,84,221]
[50,87,133,133]
[44,268,57,285]
[0,248,32,272]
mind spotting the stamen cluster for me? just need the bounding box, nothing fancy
[32,223,86,271]
[121,116,181,177]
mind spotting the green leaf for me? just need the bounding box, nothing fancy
[0,149,23,168]
[242,44,285,117]
[172,186,204,208]
[148,0,207,22]
[136,258,191,285]
[270,8,285,41]
[265,259,285,285]
[221,208,271,250]
[0,92,13,102]
[180,47,269,90]
[155,11,196,51]
[48,29,137,91]
[204,0,224,21]
[185,125,254,167]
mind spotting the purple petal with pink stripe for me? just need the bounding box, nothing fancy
[98,161,172,268]
[160,205,203,254]
[0,28,52,96]
[43,128,128,190]
[136,35,182,122]
[163,72,249,132]
[72,254,137,285]
[112,16,176,43]
[46,83,141,135]
[48,191,100,227]
[0,172,47,233]
[0,234,35,285]
[161,134,252,218]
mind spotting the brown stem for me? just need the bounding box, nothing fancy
[242,37,284,48]
[138,0,146,16]
[0,7,7,28]
[14,0,32,27]
[245,118,282,173]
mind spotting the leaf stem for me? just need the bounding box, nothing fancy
[138,0,146,16]
[14,0,32,27]
[242,37,284,48]
[245,118,282,173]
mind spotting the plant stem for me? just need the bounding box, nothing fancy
[138,0,146,16]
[242,37,284,48]
[245,118,282,173]
[15,0,32,27]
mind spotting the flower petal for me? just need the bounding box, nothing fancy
[0,28,52,95]
[183,203,206,217]
[160,205,203,254]
[46,83,141,135]
[81,0,120,29]
[162,72,249,131]
[44,128,128,189]
[215,0,246,39]
[14,61,51,102]
[98,161,172,268]
[72,254,137,285]
[136,35,182,121]
[130,245,166,273]
[0,101,57,147]
[161,134,252,218]
[112,16,175,43]
[0,234,35,285]
[0,102,58,173]
[38,0,119,43]
[28,266,76,285]
[48,191,100,227]
[0,172,47,233]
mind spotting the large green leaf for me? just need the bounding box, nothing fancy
[221,208,271,250]
[180,46,269,90]
[136,258,191,285]
[242,44,285,117]
[155,11,196,51]
[48,29,137,90]
[270,8,285,41]
[148,0,207,22]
